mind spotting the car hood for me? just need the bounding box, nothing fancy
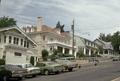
[50,64,61,67]
[26,67,40,71]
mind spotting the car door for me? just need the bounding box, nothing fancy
[38,63,46,73]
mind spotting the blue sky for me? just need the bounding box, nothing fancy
[0,0,120,40]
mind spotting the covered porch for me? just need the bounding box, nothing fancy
[47,42,77,57]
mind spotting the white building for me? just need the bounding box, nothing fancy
[23,17,77,59]
[75,35,98,56]
[94,39,113,55]
[0,26,38,65]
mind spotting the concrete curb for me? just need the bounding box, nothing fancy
[111,77,120,81]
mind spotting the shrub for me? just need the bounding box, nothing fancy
[42,49,49,61]
[0,59,5,65]
[76,49,84,58]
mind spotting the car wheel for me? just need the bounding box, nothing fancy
[32,75,36,77]
[44,70,49,75]
[18,77,23,81]
[68,68,73,72]
[55,71,59,74]
[3,76,8,81]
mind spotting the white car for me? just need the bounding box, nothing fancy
[15,63,40,77]
[56,59,78,72]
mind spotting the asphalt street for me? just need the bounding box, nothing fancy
[23,61,120,81]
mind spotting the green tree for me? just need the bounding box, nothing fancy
[55,21,65,32]
[0,59,5,65]
[98,31,120,54]
[98,33,112,42]
[98,45,103,54]
[111,31,120,53]
[99,33,106,41]
[42,49,49,61]
[49,49,58,61]
[0,16,16,27]
[76,49,84,58]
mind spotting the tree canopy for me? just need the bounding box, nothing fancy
[0,16,16,27]
[42,49,49,61]
[98,31,120,53]
[56,21,65,32]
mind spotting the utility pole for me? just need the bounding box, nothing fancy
[72,20,75,56]
[0,0,2,16]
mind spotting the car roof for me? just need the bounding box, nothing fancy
[38,61,55,64]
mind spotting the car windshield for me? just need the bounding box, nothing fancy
[47,62,55,65]
[25,64,33,68]
[5,65,21,69]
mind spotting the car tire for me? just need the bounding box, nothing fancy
[32,75,36,77]
[44,70,49,75]
[3,76,9,81]
[18,77,23,81]
[55,71,59,74]
[68,68,73,72]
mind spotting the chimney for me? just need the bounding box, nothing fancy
[36,17,44,31]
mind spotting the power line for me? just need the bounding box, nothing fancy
[75,26,120,31]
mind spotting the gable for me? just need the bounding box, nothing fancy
[75,36,85,47]
[4,29,24,37]
[0,27,37,46]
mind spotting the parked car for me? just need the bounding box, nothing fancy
[112,57,120,61]
[58,57,75,62]
[0,65,11,81]
[55,59,78,72]
[36,61,64,75]
[15,63,40,77]
[0,64,27,81]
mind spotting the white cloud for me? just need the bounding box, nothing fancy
[1,0,120,40]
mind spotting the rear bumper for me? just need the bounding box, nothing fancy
[26,71,40,76]
[11,73,25,78]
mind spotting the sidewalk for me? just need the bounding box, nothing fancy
[111,77,120,81]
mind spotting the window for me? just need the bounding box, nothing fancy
[13,37,16,44]
[9,36,12,43]
[14,52,22,56]
[21,39,23,46]
[43,35,46,41]
[4,35,6,43]
[27,41,29,48]
[16,38,19,45]
[50,38,53,41]
[24,41,27,47]
[0,35,1,43]
[13,37,19,45]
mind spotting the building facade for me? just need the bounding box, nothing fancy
[0,27,38,65]
[23,17,77,59]
[75,35,98,56]
[94,39,113,55]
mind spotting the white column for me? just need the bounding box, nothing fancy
[74,50,77,58]
[89,49,91,56]
[6,35,9,43]
[84,48,86,55]
[11,36,14,44]
[54,45,57,49]
[108,50,110,55]
[103,50,105,54]
[63,48,65,54]
[69,49,72,55]
[19,38,21,46]
[98,51,100,55]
